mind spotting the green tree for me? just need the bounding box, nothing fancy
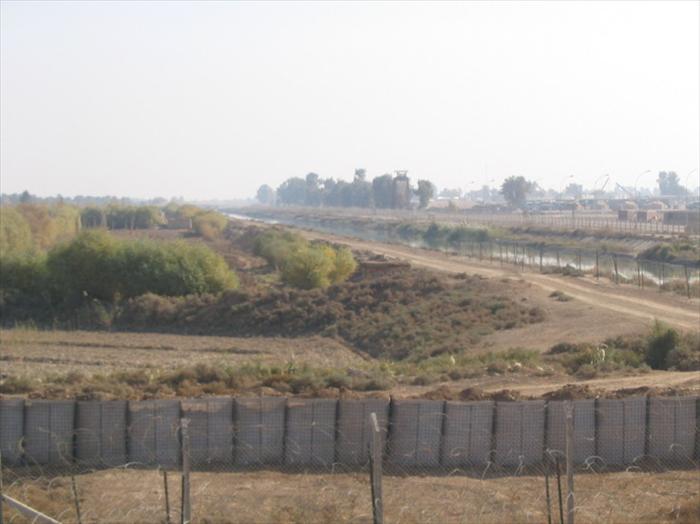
[351,170,373,207]
[416,180,435,209]
[657,171,686,196]
[500,176,534,208]
[305,173,322,207]
[256,184,276,205]
[277,177,307,205]
[372,174,394,208]
[80,207,105,228]
[0,206,34,256]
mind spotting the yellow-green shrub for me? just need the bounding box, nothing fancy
[0,206,34,256]
[192,211,228,240]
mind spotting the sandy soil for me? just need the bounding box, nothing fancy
[3,468,698,523]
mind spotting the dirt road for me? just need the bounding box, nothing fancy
[296,228,700,331]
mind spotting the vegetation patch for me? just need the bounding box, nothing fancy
[115,269,544,361]
[546,322,700,378]
[549,290,573,302]
[253,228,357,289]
[0,230,238,323]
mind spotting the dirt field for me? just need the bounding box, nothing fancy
[2,328,698,399]
[3,468,698,523]
[0,329,367,378]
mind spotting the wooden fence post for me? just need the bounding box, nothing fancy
[181,418,192,524]
[0,451,4,524]
[684,265,691,298]
[163,470,172,524]
[71,474,83,524]
[595,250,599,280]
[369,412,384,524]
[565,402,575,524]
[612,255,619,285]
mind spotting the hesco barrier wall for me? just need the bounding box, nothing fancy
[0,396,698,472]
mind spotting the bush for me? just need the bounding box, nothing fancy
[281,246,335,289]
[0,255,52,320]
[256,229,356,289]
[549,290,573,302]
[1,231,238,320]
[47,230,122,305]
[192,211,228,240]
[254,229,307,268]
[424,223,450,248]
[665,332,700,371]
[646,322,680,370]
[118,240,238,297]
[328,247,357,284]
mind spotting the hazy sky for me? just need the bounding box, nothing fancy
[1,1,699,200]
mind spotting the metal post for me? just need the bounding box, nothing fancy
[565,402,575,524]
[369,412,384,524]
[181,418,192,524]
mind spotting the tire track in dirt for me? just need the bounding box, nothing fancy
[298,229,700,331]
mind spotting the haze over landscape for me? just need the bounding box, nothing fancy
[1,0,699,200]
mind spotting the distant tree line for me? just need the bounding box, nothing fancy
[258,170,435,209]
[0,190,173,207]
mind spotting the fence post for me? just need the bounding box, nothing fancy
[71,475,83,524]
[539,246,544,273]
[0,451,4,524]
[163,470,172,524]
[565,402,575,524]
[595,250,599,280]
[181,418,191,524]
[369,412,384,524]
[636,261,641,288]
[612,255,619,285]
[684,265,691,299]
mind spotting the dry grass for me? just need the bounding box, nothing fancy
[3,468,698,523]
[0,329,367,377]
